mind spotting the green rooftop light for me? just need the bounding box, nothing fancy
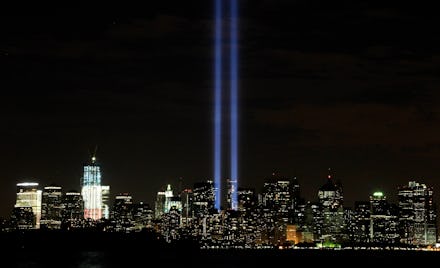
[373,192,383,197]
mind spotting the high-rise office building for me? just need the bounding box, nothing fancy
[81,156,103,220]
[369,192,399,244]
[15,182,42,229]
[112,193,134,232]
[62,190,84,229]
[192,180,216,217]
[261,175,294,223]
[155,191,166,219]
[317,172,344,243]
[101,185,110,220]
[180,188,193,226]
[398,181,437,245]
[133,201,153,230]
[348,201,370,244]
[41,185,63,229]
[164,184,175,213]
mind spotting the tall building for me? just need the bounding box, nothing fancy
[112,193,134,232]
[317,171,344,243]
[15,182,42,229]
[398,181,437,245]
[133,201,153,230]
[155,191,166,219]
[41,185,63,229]
[164,184,174,213]
[369,192,399,244]
[81,156,103,220]
[192,180,216,217]
[161,206,181,242]
[180,188,193,226]
[101,185,110,220]
[348,201,370,244]
[261,175,294,223]
[62,190,84,229]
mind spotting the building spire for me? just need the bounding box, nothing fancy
[90,145,98,164]
[327,168,332,179]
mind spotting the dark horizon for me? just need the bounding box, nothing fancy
[2,1,440,217]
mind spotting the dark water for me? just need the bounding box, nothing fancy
[5,249,439,267]
[4,231,437,267]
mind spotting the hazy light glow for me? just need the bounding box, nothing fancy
[214,0,223,211]
[230,0,239,211]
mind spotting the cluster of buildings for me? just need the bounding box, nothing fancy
[1,157,438,249]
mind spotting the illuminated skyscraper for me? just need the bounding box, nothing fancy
[180,188,193,226]
[101,185,110,219]
[164,184,174,213]
[193,180,216,217]
[62,190,84,229]
[369,192,399,244]
[398,181,437,245]
[155,191,166,219]
[317,171,344,242]
[41,184,63,229]
[261,175,294,222]
[133,201,153,230]
[81,156,103,220]
[15,182,42,229]
[112,193,134,232]
[349,201,370,243]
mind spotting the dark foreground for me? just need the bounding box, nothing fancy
[0,231,438,267]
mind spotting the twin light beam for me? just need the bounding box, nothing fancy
[214,0,239,211]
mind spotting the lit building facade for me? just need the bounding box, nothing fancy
[348,201,370,244]
[237,188,256,212]
[41,185,63,229]
[192,180,216,217]
[11,207,35,230]
[81,156,103,220]
[15,182,42,229]
[101,185,110,220]
[112,193,134,232]
[261,176,294,223]
[398,181,437,245]
[62,190,84,229]
[133,201,153,230]
[317,173,344,243]
[155,191,166,219]
[180,188,193,227]
[164,184,176,213]
[369,192,399,244]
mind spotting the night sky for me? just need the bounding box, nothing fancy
[2,1,440,217]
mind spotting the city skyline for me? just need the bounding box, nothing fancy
[5,165,437,249]
[4,157,436,216]
[3,1,440,222]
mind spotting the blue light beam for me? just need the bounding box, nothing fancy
[214,0,223,212]
[230,0,239,211]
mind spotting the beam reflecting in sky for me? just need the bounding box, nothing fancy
[230,0,238,211]
[214,0,223,211]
